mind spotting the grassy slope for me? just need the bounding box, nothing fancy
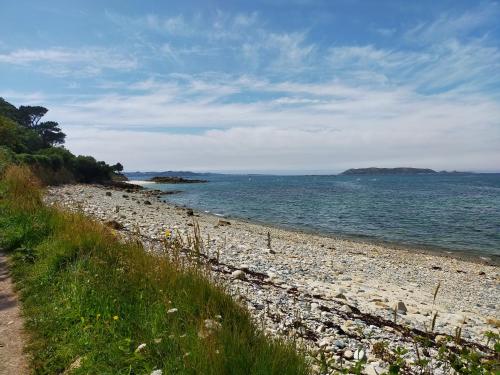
[0,166,309,375]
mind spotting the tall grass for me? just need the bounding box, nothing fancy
[0,166,309,374]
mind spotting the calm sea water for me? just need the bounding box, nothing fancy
[126,173,500,258]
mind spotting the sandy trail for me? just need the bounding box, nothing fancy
[0,252,28,375]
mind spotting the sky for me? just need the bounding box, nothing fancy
[1,0,499,173]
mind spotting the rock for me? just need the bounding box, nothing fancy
[335,340,346,349]
[186,208,194,216]
[135,343,147,352]
[353,348,366,361]
[343,349,354,359]
[239,264,250,271]
[340,305,352,314]
[204,319,222,331]
[105,220,124,230]
[435,335,447,344]
[397,301,407,315]
[62,357,83,374]
[122,194,129,198]
[144,200,152,205]
[217,219,231,226]
[365,363,386,375]
[231,270,245,280]
[105,191,112,196]
[199,319,221,339]
[167,308,178,314]
[335,293,347,300]
[115,205,120,213]
[318,337,333,348]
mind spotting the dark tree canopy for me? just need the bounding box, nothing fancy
[18,105,49,128]
[112,162,124,172]
[35,121,66,146]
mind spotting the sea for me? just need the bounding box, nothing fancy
[125,172,500,260]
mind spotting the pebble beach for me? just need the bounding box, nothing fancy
[45,184,499,373]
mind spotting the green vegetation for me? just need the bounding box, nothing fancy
[0,97,123,184]
[0,165,308,374]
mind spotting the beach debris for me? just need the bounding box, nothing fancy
[231,270,245,280]
[167,308,178,314]
[267,231,272,250]
[135,343,147,353]
[150,370,163,375]
[186,208,194,216]
[105,191,112,196]
[115,205,120,213]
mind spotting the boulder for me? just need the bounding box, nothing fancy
[340,305,352,314]
[231,270,245,280]
[397,301,408,315]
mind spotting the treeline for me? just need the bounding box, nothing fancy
[0,98,123,184]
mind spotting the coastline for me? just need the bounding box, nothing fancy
[158,195,499,267]
[44,183,499,370]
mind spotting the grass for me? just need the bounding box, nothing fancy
[0,165,309,375]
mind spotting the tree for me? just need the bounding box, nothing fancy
[112,162,124,172]
[17,105,48,128]
[35,121,66,147]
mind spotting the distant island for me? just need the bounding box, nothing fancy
[340,167,468,175]
[148,176,208,184]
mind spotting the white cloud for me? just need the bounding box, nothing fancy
[0,47,137,77]
[406,2,499,43]
[21,72,497,172]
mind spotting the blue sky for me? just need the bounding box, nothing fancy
[1,0,499,172]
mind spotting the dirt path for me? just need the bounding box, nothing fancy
[0,252,29,375]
